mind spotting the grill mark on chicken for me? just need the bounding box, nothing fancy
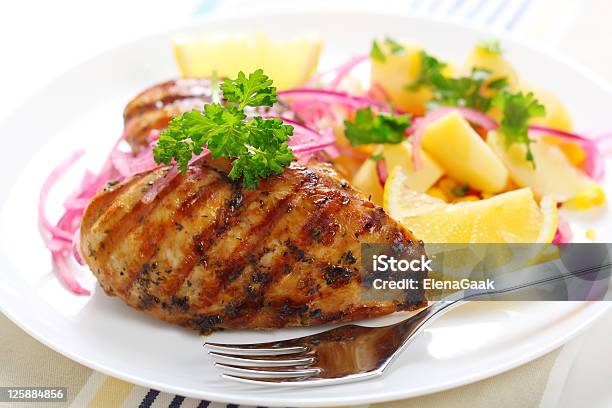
[99,171,183,262]
[146,178,233,300]
[166,183,253,309]
[209,169,349,327]
[123,174,227,300]
[203,181,308,325]
[213,179,304,285]
[123,78,213,121]
[79,176,141,241]
[183,168,321,310]
[251,177,351,322]
[300,189,347,247]
[88,171,156,228]
[90,169,212,296]
[214,195,292,283]
[114,175,194,295]
[289,181,357,292]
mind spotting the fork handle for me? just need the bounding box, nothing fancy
[392,260,612,344]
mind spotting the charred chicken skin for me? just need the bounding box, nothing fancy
[80,160,427,333]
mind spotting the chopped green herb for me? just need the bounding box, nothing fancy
[384,36,405,55]
[432,68,509,112]
[408,51,509,112]
[154,69,295,189]
[477,39,503,55]
[452,184,470,197]
[370,152,384,161]
[344,107,412,147]
[492,91,546,165]
[371,37,405,62]
[488,76,510,91]
[407,50,449,91]
[370,40,386,62]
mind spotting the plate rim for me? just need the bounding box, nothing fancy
[1,10,611,407]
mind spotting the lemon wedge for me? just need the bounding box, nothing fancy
[173,32,323,90]
[383,166,446,219]
[384,167,557,243]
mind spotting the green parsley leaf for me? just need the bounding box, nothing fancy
[153,70,295,188]
[407,50,449,91]
[370,40,386,62]
[408,51,509,112]
[452,184,470,197]
[492,91,546,165]
[433,68,509,112]
[384,36,405,55]
[344,107,412,146]
[477,39,503,55]
[371,37,405,62]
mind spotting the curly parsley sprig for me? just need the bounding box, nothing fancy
[153,69,295,189]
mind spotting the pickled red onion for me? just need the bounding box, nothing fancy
[110,148,157,179]
[141,166,179,204]
[307,54,369,89]
[376,159,389,187]
[39,150,90,295]
[528,125,605,181]
[328,54,369,89]
[265,116,338,161]
[553,218,574,244]
[597,132,612,155]
[279,88,389,110]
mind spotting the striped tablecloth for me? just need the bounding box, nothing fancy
[2,0,612,407]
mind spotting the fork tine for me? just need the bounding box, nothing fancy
[220,371,381,386]
[208,352,315,367]
[220,373,323,385]
[204,342,307,356]
[214,363,322,378]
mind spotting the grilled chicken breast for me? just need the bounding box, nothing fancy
[123,78,293,153]
[80,160,427,333]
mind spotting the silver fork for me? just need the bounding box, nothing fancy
[204,261,611,386]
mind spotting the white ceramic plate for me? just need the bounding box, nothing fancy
[0,11,610,407]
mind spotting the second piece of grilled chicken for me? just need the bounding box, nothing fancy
[122,78,294,154]
[80,160,427,333]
